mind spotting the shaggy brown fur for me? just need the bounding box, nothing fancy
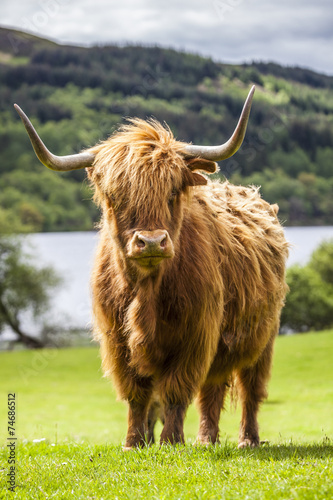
[87,118,289,449]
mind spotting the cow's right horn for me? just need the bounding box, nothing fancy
[183,85,255,162]
[14,104,95,171]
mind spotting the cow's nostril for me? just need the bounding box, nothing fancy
[137,239,146,249]
[160,237,167,248]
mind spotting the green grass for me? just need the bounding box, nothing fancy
[1,441,332,499]
[0,331,333,498]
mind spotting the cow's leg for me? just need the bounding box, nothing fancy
[160,403,187,445]
[237,337,274,448]
[158,336,218,445]
[122,375,155,450]
[99,335,154,450]
[124,397,151,450]
[195,383,227,445]
[158,371,196,445]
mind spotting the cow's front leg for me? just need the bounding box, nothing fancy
[160,403,187,445]
[99,333,154,450]
[124,399,151,450]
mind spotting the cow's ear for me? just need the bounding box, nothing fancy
[186,158,218,174]
[183,169,208,186]
[190,172,208,186]
[85,166,94,180]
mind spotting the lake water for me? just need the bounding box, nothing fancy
[23,226,333,329]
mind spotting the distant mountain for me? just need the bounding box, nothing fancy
[0,27,332,231]
[0,26,59,56]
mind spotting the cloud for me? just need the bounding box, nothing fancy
[0,0,332,75]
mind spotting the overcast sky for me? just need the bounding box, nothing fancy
[1,0,333,75]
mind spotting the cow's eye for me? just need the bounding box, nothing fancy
[108,193,118,209]
[168,190,178,206]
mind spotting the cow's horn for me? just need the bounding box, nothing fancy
[183,85,255,162]
[14,104,95,171]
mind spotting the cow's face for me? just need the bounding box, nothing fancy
[87,128,216,276]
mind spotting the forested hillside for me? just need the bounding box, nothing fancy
[1,27,333,232]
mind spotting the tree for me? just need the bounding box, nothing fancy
[309,239,333,284]
[281,240,333,332]
[0,235,62,348]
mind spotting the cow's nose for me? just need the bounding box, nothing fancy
[134,231,168,252]
[128,230,174,263]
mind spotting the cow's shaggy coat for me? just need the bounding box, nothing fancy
[87,118,289,449]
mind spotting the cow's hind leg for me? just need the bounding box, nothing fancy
[158,350,213,445]
[195,383,227,445]
[160,403,187,445]
[236,337,274,448]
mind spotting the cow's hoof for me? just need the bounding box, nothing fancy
[238,438,260,449]
[193,440,210,447]
[193,436,217,447]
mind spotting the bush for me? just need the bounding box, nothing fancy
[281,240,333,332]
[309,240,333,284]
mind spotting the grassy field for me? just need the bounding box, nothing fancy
[0,330,332,498]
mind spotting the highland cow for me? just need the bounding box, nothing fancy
[15,86,289,449]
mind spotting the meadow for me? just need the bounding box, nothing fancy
[0,330,332,499]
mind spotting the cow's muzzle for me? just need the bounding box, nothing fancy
[128,230,174,267]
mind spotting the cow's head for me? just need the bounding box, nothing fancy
[14,86,254,275]
[85,118,223,275]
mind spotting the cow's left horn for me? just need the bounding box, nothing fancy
[14,104,95,171]
[183,85,255,162]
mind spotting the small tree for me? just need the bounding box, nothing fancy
[281,240,333,333]
[0,235,62,348]
[309,240,333,284]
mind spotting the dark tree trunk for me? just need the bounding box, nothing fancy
[0,298,45,349]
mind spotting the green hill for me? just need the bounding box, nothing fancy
[1,27,333,232]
